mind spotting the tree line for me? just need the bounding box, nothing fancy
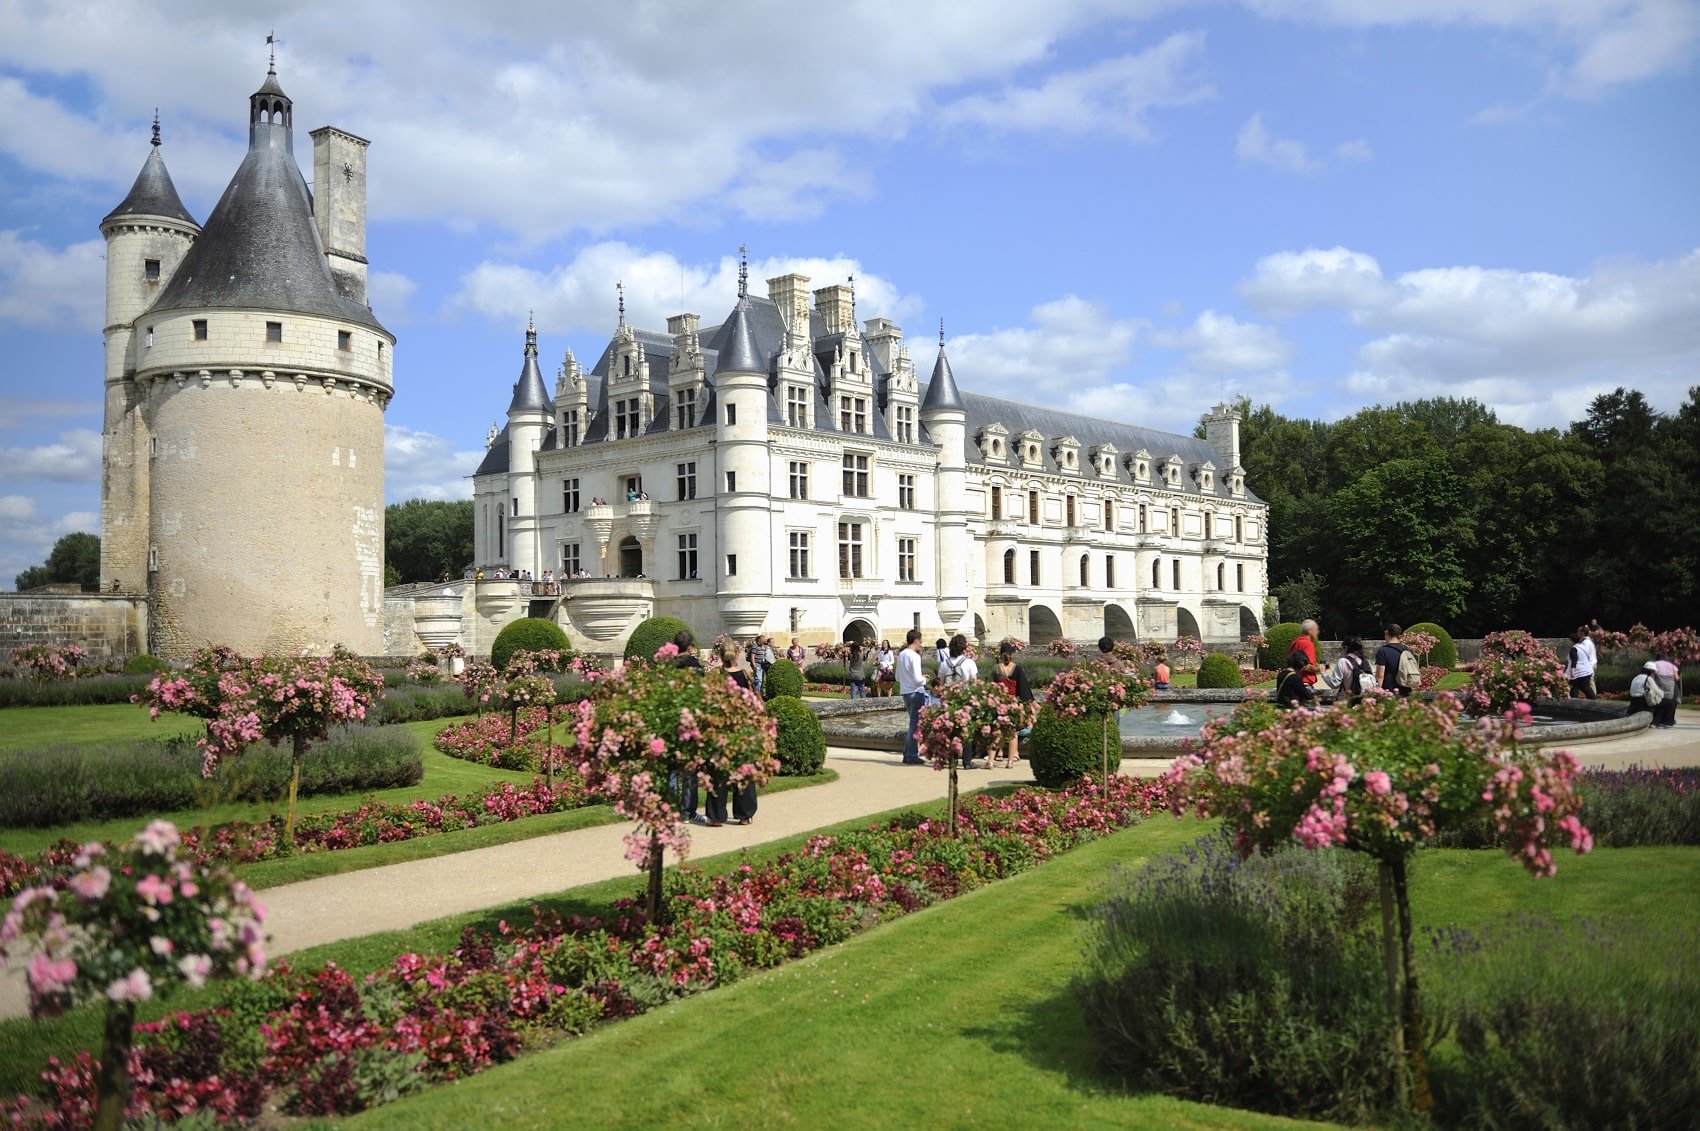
[1211,387,1700,636]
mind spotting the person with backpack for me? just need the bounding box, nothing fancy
[1629,660,1662,718]
[1373,624,1421,697]
[1651,651,1680,728]
[936,634,979,768]
[1322,636,1374,705]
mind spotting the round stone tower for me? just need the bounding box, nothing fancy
[712,298,774,636]
[921,326,970,635]
[107,65,396,657]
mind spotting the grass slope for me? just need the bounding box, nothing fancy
[0,703,204,750]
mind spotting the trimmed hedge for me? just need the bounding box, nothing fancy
[492,617,570,672]
[122,654,169,676]
[1195,653,1245,689]
[804,662,848,685]
[1405,622,1457,670]
[764,658,804,700]
[624,616,691,662]
[369,684,479,724]
[0,724,423,828]
[767,696,826,775]
[1257,622,1305,671]
[1027,705,1120,789]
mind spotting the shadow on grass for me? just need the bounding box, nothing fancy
[960,983,1124,1099]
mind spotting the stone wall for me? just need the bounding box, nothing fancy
[0,593,149,667]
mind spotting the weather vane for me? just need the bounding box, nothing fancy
[616,281,625,324]
[737,245,748,299]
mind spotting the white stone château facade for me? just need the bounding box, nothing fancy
[462,270,1268,654]
[98,67,395,658]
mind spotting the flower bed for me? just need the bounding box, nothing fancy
[432,707,566,771]
[2,777,1167,1126]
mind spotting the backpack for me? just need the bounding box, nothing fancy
[1396,647,1422,690]
[1642,674,1665,707]
[1346,655,1374,696]
[941,654,973,686]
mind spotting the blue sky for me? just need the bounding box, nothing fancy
[2,0,1696,587]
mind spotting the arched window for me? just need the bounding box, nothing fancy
[1152,558,1161,589]
[1217,562,1225,590]
[1079,553,1090,587]
[1003,548,1016,585]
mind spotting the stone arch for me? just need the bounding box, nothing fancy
[618,536,643,578]
[1029,604,1063,645]
[1104,603,1136,643]
[1176,606,1201,640]
[1240,605,1261,638]
[842,618,876,645]
[973,613,987,641]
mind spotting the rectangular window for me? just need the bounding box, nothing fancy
[624,475,642,498]
[147,545,158,571]
[725,403,736,426]
[895,405,915,444]
[337,330,352,351]
[1237,563,1245,592]
[727,554,737,576]
[675,387,697,430]
[1028,490,1040,525]
[677,533,698,579]
[562,543,581,576]
[512,497,519,517]
[1138,504,1148,533]
[1104,500,1115,531]
[725,471,737,493]
[842,453,870,497]
[1173,559,1182,590]
[144,326,153,347]
[1029,550,1041,587]
[1066,496,1077,526]
[1106,555,1116,588]
[615,398,642,439]
[897,537,916,583]
[144,259,160,281]
[266,321,282,343]
[838,396,867,434]
[562,478,580,513]
[676,461,697,501]
[1172,507,1181,536]
[786,385,810,428]
[838,522,864,579]
[788,460,809,500]
[788,531,811,579]
[990,485,1002,520]
[897,473,916,510]
[192,319,208,341]
[563,410,580,447]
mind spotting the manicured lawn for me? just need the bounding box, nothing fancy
[0,702,205,749]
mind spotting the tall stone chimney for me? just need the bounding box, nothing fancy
[310,126,370,305]
[813,283,854,335]
[1203,402,1241,470]
[766,273,811,347]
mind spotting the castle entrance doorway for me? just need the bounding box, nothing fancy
[618,537,643,578]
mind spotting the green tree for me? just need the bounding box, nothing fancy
[13,531,100,591]
[1329,456,1474,626]
[384,499,474,583]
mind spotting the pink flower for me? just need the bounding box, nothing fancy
[149,936,174,957]
[26,954,77,996]
[67,866,111,901]
[1363,771,1392,797]
[135,873,174,905]
[136,820,181,857]
[107,968,153,1003]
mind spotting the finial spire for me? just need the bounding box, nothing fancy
[528,309,534,332]
[737,245,748,299]
[939,318,946,348]
[849,274,856,321]
[150,109,160,148]
[616,281,625,324]
[266,30,277,72]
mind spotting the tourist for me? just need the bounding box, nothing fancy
[759,636,776,681]
[670,631,706,823]
[1294,619,1321,687]
[1097,636,1126,671]
[1276,651,1318,710]
[1322,636,1373,705]
[1373,625,1413,697]
[786,637,805,665]
[875,639,896,698]
[1628,660,1660,719]
[846,641,868,699]
[1151,650,1171,690]
[1563,630,1597,700]
[1652,651,1681,728]
[937,634,978,768]
[990,642,1033,769]
[898,629,928,765]
[935,637,950,667]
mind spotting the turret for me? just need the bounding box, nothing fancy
[98,115,200,593]
[712,297,773,635]
[505,319,552,575]
[921,323,969,632]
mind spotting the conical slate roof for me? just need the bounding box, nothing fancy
[507,324,552,414]
[103,145,198,228]
[921,339,964,412]
[149,70,387,333]
[712,299,764,375]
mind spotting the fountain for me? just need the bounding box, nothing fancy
[1161,709,1192,726]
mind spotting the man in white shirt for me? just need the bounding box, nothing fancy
[898,629,928,764]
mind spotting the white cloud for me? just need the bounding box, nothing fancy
[384,424,484,503]
[450,244,921,335]
[1151,310,1294,372]
[367,270,418,325]
[0,494,97,590]
[936,34,1215,140]
[1235,113,1370,174]
[1239,244,1700,425]
[0,231,105,331]
[947,295,1143,396]
[0,428,102,483]
[0,396,100,425]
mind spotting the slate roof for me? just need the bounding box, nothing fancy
[148,71,388,335]
[921,343,964,411]
[103,145,198,228]
[713,300,762,374]
[507,326,552,414]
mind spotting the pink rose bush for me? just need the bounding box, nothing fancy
[10,643,88,682]
[1463,631,1569,715]
[917,681,1041,832]
[1170,635,1205,670]
[1045,660,1151,721]
[1045,638,1079,659]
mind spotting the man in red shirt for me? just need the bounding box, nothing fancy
[1292,619,1321,685]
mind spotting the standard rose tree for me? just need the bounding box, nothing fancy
[1,820,266,1131]
[918,681,1040,834]
[1043,660,1150,796]
[1162,693,1591,1111]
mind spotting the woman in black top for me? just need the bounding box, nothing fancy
[1277,651,1318,710]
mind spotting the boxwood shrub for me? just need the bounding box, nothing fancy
[624,616,692,662]
[0,724,423,828]
[1404,622,1457,670]
[1257,622,1305,671]
[122,653,169,676]
[764,658,804,700]
[492,617,570,672]
[767,696,825,775]
[1195,653,1244,689]
[1026,705,1120,789]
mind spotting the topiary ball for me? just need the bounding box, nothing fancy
[767,696,825,775]
[1404,622,1458,670]
[1026,705,1121,789]
[623,616,692,662]
[122,653,169,675]
[764,658,804,700]
[1258,622,1305,671]
[1195,653,1245,689]
[491,617,569,672]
